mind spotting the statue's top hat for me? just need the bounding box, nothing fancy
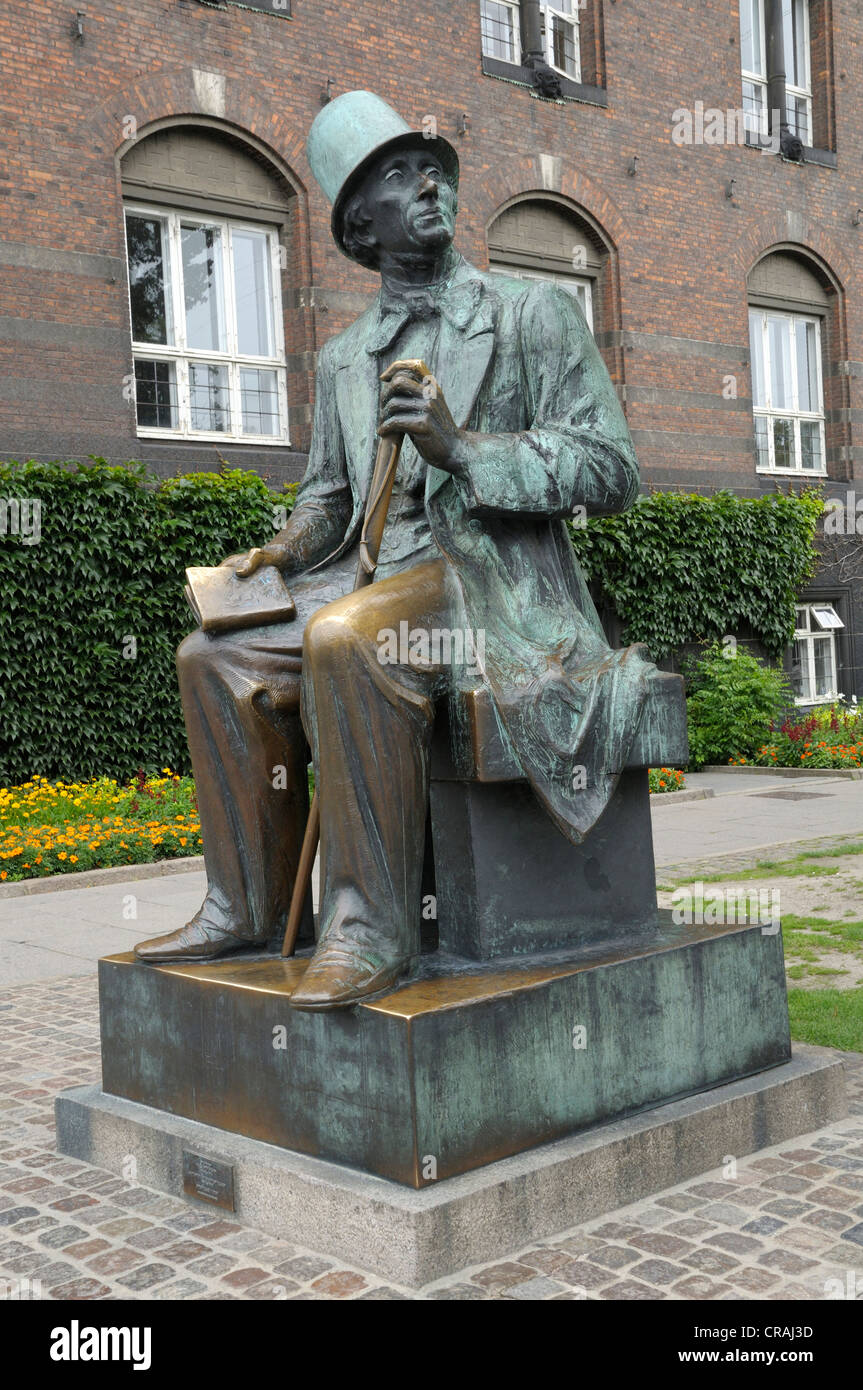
[306,90,460,261]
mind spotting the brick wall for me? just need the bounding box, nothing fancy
[1,0,862,680]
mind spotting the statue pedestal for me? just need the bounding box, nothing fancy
[80,914,789,1188]
[55,914,848,1284]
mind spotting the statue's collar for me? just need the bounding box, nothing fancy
[366,254,486,355]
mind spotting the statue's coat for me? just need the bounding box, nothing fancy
[293,254,652,842]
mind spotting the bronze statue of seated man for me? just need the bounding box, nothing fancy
[135,91,655,1010]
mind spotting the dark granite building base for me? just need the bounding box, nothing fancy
[92,913,791,1188]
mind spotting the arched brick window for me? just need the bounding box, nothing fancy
[486,195,612,338]
[120,125,298,446]
[747,248,846,479]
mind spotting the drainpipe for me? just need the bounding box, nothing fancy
[521,0,544,65]
[765,0,803,159]
[520,0,563,97]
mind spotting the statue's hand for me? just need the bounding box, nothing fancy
[378,361,466,476]
[226,541,298,579]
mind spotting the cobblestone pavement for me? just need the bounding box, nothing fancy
[0,975,862,1301]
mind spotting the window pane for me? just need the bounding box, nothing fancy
[740,0,763,75]
[181,224,226,352]
[772,416,795,469]
[233,229,274,358]
[791,638,811,701]
[811,604,844,630]
[813,635,834,698]
[481,1,518,62]
[799,419,822,471]
[572,281,592,329]
[786,93,810,143]
[548,14,578,77]
[795,320,820,413]
[134,359,177,429]
[767,315,792,409]
[742,79,767,139]
[783,0,809,90]
[749,310,766,407]
[754,416,770,469]
[126,215,172,346]
[189,362,230,432]
[240,367,279,436]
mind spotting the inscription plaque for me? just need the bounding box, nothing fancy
[182,1150,235,1211]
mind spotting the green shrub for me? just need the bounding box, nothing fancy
[0,459,296,783]
[569,489,822,660]
[684,641,792,769]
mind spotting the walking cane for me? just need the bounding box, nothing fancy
[281,359,431,958]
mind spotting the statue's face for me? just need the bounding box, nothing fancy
[355,145,456,261]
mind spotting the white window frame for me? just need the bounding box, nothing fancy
[124,203,289,445]
[540,2,582,83]
[480,0,522,64]
[792,603,843,705]
[488,262,594,331]
[749,308,826,476]
[740,0,769,140]
[740,0,812,145]
[783,0,813,144]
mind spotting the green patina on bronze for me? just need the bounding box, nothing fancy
[101,916,790,1188]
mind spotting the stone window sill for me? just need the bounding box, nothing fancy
[480,55,608,109]
[743,136,836,169]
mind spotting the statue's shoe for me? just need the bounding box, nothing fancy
[288,943,412,1010]
[134,918,256,964]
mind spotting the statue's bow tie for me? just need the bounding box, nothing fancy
[366,278,484,355]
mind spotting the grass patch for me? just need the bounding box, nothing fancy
[669,840,863,888]
[788,987,863,1051]
[782,914,863,951]
[673,858,842,886]
[781,915,863,981]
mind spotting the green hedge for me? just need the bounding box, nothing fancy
[569,488,822,661]
[0,459,296,783]
[0,463,821,783]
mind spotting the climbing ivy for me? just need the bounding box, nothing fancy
[0,459,297,783]
[569,489,823,661]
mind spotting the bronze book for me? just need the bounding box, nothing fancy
[185,563,296,635]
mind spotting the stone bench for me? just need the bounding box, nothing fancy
[427,669,688,960]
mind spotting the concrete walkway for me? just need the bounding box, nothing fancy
[0,874,209,984]
[651,771,863,868]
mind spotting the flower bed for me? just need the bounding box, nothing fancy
[649,768,686,793]
[740,703,863,770]
[0,770,201,881]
